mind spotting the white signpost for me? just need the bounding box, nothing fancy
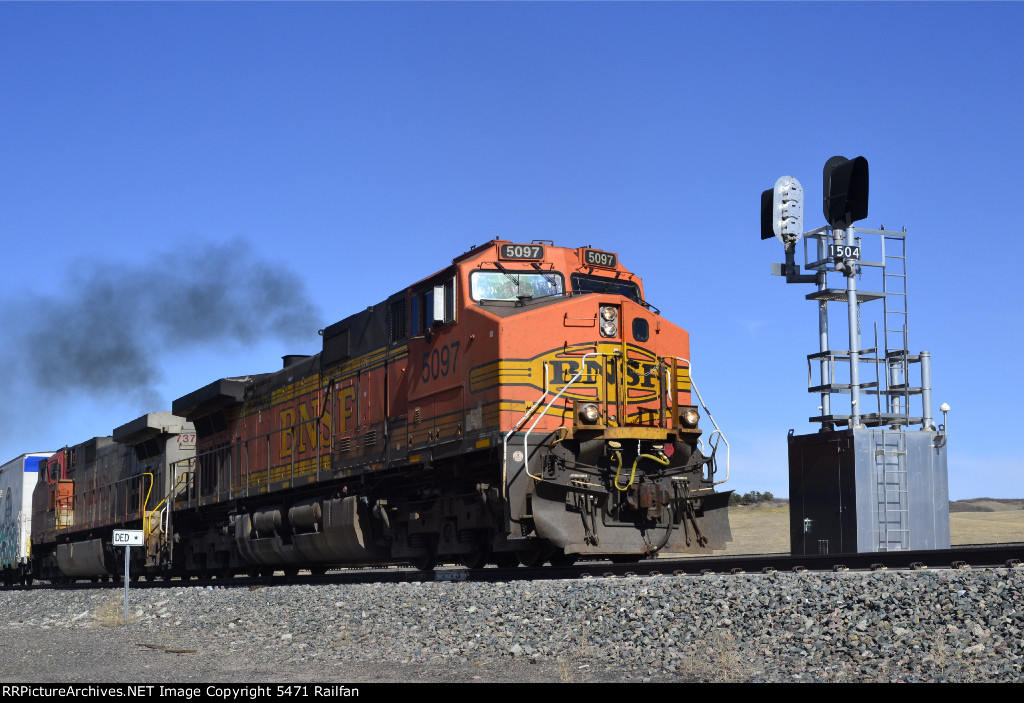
[113,529,143,626]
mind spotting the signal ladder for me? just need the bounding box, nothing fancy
[874,429,910,551]
[881,232,911,424]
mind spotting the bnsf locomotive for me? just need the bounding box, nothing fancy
[27,240,732,582]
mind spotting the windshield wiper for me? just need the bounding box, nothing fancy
[530,262,560,290]
[493,261,520,290]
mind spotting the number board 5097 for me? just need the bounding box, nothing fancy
[499,244,545,261]
[583,249,617,268]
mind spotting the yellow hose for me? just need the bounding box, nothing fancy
[613,451,670,491]
[610,450,623,488]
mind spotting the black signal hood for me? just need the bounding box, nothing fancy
[822,155,869,229]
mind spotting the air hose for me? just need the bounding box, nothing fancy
[613,451,670,491]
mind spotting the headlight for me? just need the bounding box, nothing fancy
[599,306,618,337]
[680,407,699,428]
[579,403,601,424]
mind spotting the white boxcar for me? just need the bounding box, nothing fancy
[1,453,54,585]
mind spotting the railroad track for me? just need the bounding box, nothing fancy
[8,542,1023,592]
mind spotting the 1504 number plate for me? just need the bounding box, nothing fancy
[828,244,860,261]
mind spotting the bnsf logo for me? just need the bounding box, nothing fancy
[550,358,659,389]
[470,344,690,402]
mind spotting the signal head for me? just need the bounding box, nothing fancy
[823,155,869,229]
[760,175,804,244]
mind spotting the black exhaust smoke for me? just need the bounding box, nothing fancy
[3,237,321,406]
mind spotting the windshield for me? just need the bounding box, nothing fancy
[470,270,565,301]
[570,273,642,303]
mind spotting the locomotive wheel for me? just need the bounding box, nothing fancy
[609,555,643,564]
[459,546,491,570]
[548,549,578,567]
[309,566,327,576]
[517,542,553,568]
[412,553,437,572]
[492,553,519,568]
[282,567,299,578]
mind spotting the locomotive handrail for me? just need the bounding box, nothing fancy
[145,471,187,537]
[522,352,601,481]
[140,472,154,536]
[670,357,730,486]
[501,361,553,497]
[50,469,155,534]
[187,418,338,505]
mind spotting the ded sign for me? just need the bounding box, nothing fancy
[112,529,144,547]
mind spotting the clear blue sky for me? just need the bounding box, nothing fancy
[2,2,1020,500]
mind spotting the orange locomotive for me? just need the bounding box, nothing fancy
[162,239,731,575]
[28,240,732,582]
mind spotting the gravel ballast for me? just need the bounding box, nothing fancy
[2,568,1023,683]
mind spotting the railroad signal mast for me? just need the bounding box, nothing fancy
[762,156,950,556]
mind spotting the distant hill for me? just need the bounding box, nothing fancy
[949,498,1024,513]
[732,498,1023,513]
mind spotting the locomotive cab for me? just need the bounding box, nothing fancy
[456,241,732,561]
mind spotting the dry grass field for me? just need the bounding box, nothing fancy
[706,500,1024,555]
[720,504,791,555]
[948,498,1024,545]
